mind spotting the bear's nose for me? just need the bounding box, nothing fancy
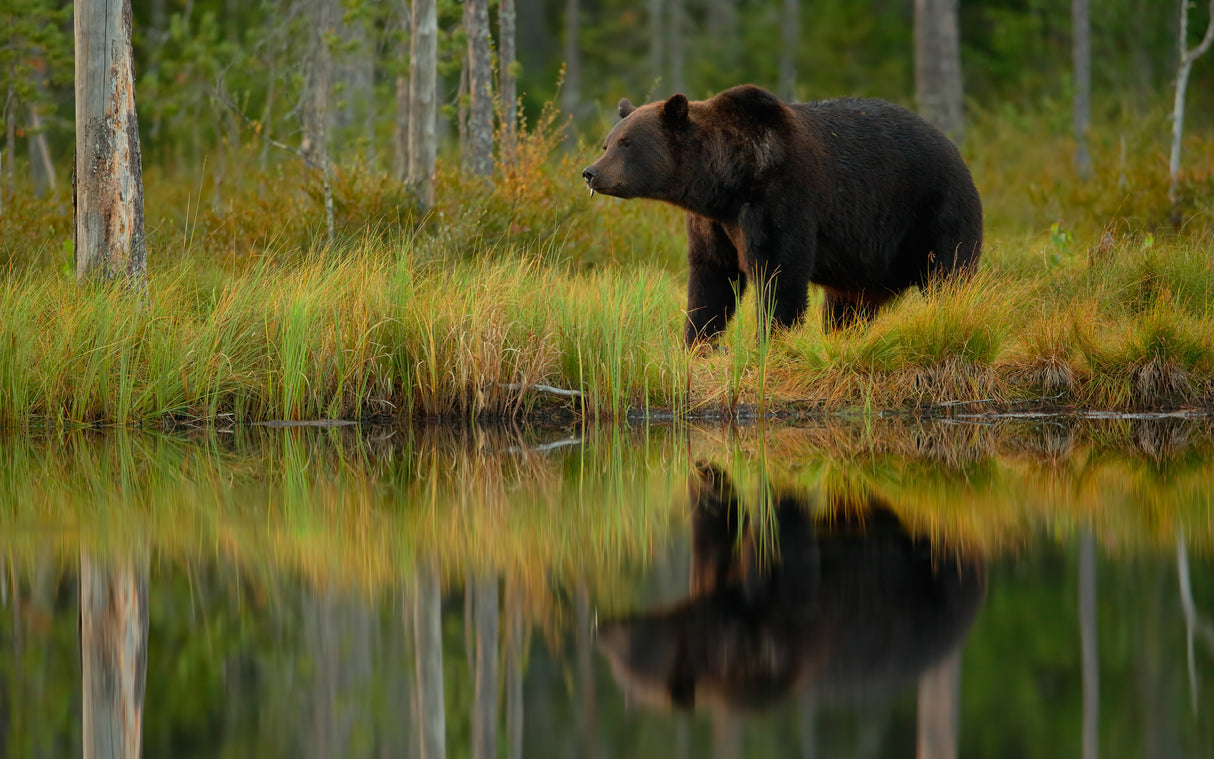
[582,167,597,185]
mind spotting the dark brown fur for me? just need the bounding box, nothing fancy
[582,85,984,346]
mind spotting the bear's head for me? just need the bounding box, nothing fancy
[581,93,691,202]
[581,85,789,215]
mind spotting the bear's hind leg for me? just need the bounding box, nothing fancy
[821,288,888,333]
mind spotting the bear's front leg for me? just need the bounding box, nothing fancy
[684,215,746,348]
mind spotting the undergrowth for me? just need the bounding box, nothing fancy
[2,99,1213,427]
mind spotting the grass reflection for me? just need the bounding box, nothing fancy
[1,417,1211,601]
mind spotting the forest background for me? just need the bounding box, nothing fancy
[2,0,1214,424]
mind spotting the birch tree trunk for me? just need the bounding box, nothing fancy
[74,0,147,287]
[1168,0,1214,209]
[505,586,526,759]
[464,0,494,177]
[408,0,438,209]
[472,575,499,759]
[916,648,960,759]
[301,0,336,240]
[669,0,685,94]
[914,0,965,142]
[29,105,57,197]
[80,552,148,759]
[1073,0,1092,179]
[394,5,412,182]
[414,561,446,759]
[778,0,800,102]
[499,0,518,167]
[1079,532,1099,759]
[649,0,665,89]
[562,0,582,121]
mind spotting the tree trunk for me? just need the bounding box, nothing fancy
[395,6,412,182]
[499,0,518,167]
[669,0,686,94]
[413,561,446,759]
[472,575,499,759]
[1072,0,1092,179]
[301,0,336,240]
[464,0,494,177]
[505,587,525,759]
[4,81,14,207]
[1079,532,1099,759]
[562,0,582,121]
[80,552,148,759]
[778,0,800,102]
[408,0,438,209]
[1168,0,1214,210]
[28,106,57,197]
[649,0,665,90]
[914,0,965,142]
[74,0,147,288]
[574,585,598,759]
[916,648,960,759]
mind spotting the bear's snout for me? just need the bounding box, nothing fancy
[582,167,598,185]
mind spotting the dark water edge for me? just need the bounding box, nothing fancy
[1,416,1212,757]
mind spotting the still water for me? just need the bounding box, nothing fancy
[2,417,1212,758]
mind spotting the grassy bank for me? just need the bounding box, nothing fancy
[2,105,1213,427]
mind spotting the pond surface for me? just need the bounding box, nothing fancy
[2,417,1213,758]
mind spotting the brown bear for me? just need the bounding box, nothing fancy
[595,464,986,712]
[581,85,983,346]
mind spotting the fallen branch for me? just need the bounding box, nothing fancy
[498,382,583,399]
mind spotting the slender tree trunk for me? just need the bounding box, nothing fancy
[499,0,518,167]
[778,0,800,102]
[649,0,665,89]
[4,81,14,206]
[916,649,961,759]
[669,0,685,93]
[464,0,494,177]
[395,6,412,182]
[562,0,582,121]
[301,0,336,240]
[1072,0,1092,179]
[414,561,446,759]
[1,83,10,217]
[28,106,57,197]
[80,552,148,759]
[472,576,499,759]
[574,585,598,759]
[408,0,438,209]
[505,587,525,759]
[74,0,147,288]
[1079,532,1099,759]
[914,0,965,142]
[1168,0,1214,209]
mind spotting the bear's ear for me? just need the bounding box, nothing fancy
[661,93,689,126]
[618,98,636,119]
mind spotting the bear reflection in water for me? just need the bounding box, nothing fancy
[596,463,985,712]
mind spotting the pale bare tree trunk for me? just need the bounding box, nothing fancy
[464,0,494,177]
[798,693,817,759]
[1168,0,1214,209]
[74,0,147,288]
[414,561,446,759]
[649,0,665,89]
[499,0,518,167]
[505,586,525,759]
[916,649,961,759]
[1073,0,1092,179]
[472,576,499,759]
[1,83,11,216]
[80,552,148,759]
[301,0,336,240]
[408,0,438,209]
[778,0,800,102]
[914,0,965,142]
[394,6,412,182]
[562,0,582,120]
[670,0,686,93]
[574,585,598,759]
[1079,532,1099,759]
[4,81,14,206]
[1176,530,1214,715]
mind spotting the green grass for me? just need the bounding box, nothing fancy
[2,102,1214,427]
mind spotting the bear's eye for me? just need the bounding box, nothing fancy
[618,137,632,149]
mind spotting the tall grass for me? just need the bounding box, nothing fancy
[3,100,1214,425]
